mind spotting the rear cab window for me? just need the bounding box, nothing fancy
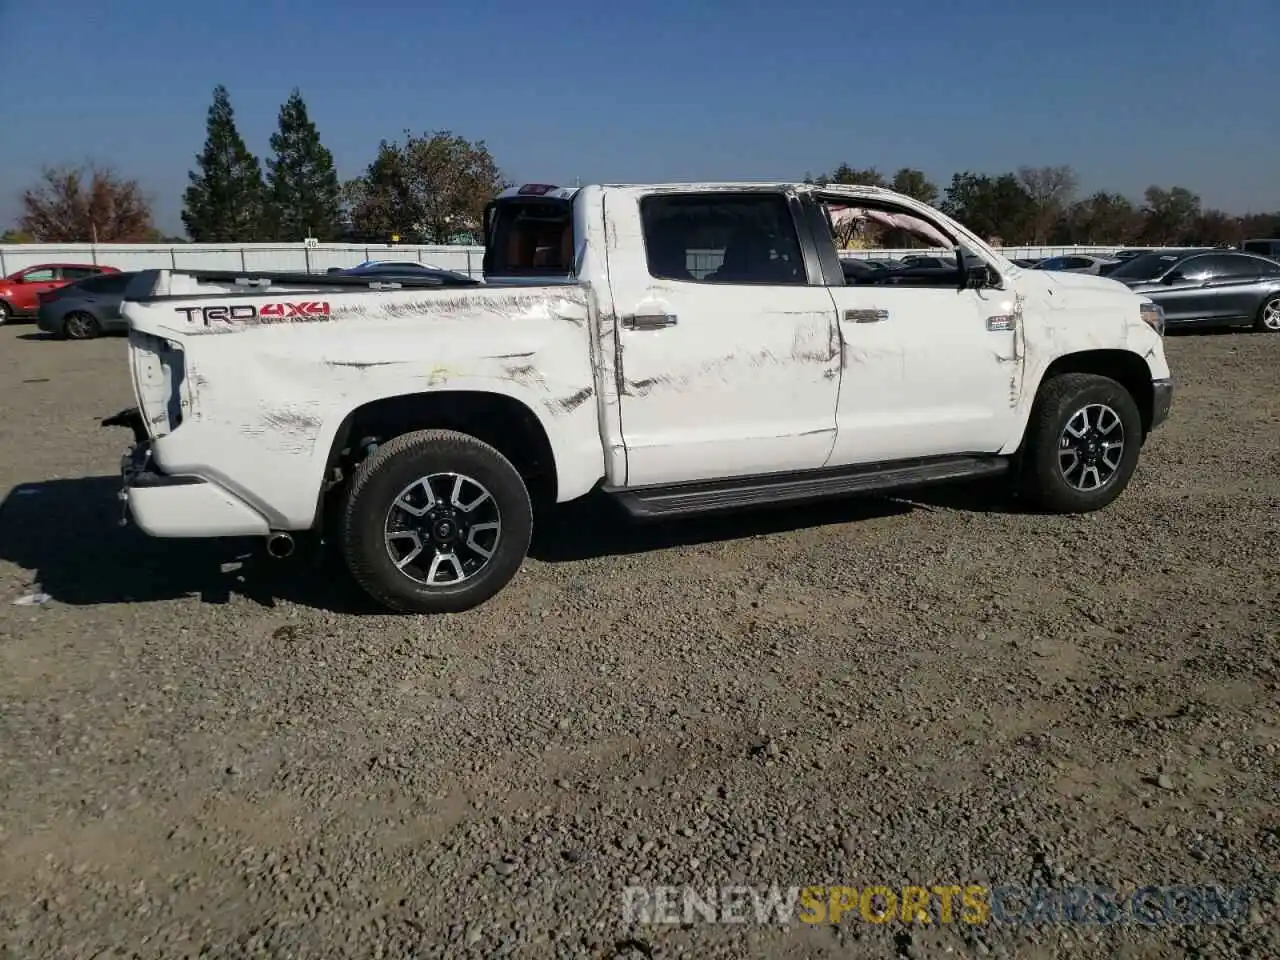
[482,184,579,280]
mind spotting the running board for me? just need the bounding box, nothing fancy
[605,455,1010,520]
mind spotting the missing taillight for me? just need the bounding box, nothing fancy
[128,332,186,437]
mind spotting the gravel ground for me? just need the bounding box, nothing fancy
[0,323,1277,959]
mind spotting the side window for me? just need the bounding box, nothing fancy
[1182,255,1255,280]
[1065,257,1094,269]
[72,276,109,294]
[1169,256,1207,279]
[19,268,55,282]
[61,266,99,281]
[1205,255,1263,279]
[97,273,133,294]
[640,193,806,285]
[1040,257,1066,270]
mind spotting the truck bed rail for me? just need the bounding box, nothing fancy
[177,269,481,289]
[120,267,483,306]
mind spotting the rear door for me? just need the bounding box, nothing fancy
[602,188,841,487]
[73,273,134,326]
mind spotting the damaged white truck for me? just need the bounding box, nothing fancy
[105,181,1173,614]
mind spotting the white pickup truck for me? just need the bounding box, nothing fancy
[105,181,1173,614]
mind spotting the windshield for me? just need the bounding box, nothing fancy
[1108,252,1183,281]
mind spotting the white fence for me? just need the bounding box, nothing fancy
[0,241,1190,281]
[0,243,486,278]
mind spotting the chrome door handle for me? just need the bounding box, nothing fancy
[845,309,888,323]
[622,312,678,330]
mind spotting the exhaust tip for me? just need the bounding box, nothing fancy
[265,532,295,559]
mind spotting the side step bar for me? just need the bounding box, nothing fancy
[604,455,1011,520]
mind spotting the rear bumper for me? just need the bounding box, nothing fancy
[1150,378,1173,431]
[36,306,62,334]
[117,439,270,538]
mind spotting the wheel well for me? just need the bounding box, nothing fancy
[316,391,558,528]
[1041,350,1155,435]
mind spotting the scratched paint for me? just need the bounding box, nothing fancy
[115,181,1168,536]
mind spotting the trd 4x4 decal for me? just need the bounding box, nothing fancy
[173,301,332,326]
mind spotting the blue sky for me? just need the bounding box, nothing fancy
[3,0,1277,235]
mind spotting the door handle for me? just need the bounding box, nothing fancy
[622,312,678,330]
[845,308,888,323]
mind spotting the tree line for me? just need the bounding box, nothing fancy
[5,89,1280,247]
[809,163,1280,248]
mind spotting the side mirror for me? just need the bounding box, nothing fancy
[964,263,996,289]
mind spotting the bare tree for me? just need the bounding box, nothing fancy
[1017,165,1078,244]
[20,162,154,242]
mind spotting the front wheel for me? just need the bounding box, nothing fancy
[0,301,10,325]
[339,429,533,614]
[1255,295,1280,333]
[1020,373,1144,514]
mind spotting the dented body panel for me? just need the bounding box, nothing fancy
[113,179,1172,542]
[123,281,605,528]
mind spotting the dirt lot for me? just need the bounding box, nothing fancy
[0,323,1276,959]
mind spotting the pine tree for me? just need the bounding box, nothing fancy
[264,89,342,242]
[181,85,266,242]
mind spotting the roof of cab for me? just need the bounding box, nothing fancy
[495,184,581,202]
[494,180,924,206]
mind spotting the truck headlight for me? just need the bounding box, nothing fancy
[1140,301,1165,336]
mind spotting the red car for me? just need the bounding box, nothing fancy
[0,263,120,325]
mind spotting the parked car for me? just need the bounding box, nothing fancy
[329,261,479,285]
[1108,249,1280,332]
[354,259,452,272]
[105,179,1172,615]
[1241,239,1280,259]
[899,254,955,269]
[0,263,119,325]
[1033,254,1119,275]
[1011,258,1043,268]
[36,270,139,339]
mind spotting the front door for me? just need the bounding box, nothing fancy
[12,267,60,313]
[808,191,1021,466]
[824,283,1021,465]
[603,189,841,487]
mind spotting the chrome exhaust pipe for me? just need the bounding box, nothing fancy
[265,532,295,558]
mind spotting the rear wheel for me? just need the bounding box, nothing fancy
[1020,373,1143,514]
[62,311,100,340]
[340,429,533,614]
[1255,295,1280,333]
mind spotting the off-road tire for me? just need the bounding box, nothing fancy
[1020,373,1144,514]
[1255,294,1280,333]
[340,429,533,614]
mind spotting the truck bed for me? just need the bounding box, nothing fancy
[116,268,607,529]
